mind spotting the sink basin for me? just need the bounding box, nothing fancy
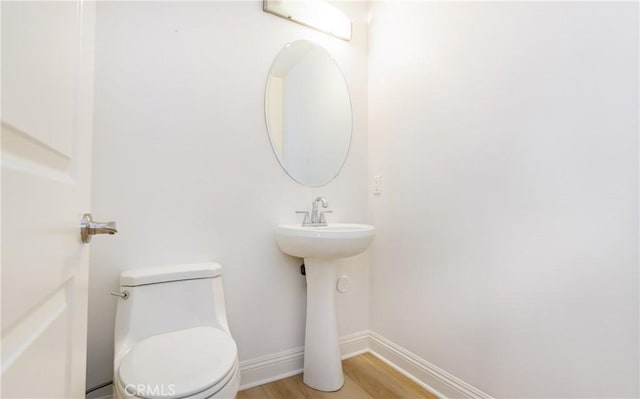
[274,222,375,391]
[275,223,375,259]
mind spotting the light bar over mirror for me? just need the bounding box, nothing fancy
[263,0,352,41]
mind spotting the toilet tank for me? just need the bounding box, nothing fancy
[113,263,230,360]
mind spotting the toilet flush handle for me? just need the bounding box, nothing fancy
[110,290,129,300]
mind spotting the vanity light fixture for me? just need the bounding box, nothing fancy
[263,0,352,41]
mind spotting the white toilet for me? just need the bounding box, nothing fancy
[113,262,240,399]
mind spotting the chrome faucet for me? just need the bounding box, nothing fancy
[296,196,332,227]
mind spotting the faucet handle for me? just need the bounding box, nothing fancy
[319,210,332,225]
[295,211,311,225]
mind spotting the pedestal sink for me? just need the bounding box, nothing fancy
[275,223,375,391]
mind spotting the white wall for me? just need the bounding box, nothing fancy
[368,2,639,398]
[87,1,369,389]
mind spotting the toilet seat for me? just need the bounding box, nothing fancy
[116,359,239,399]
[117,327,238,399]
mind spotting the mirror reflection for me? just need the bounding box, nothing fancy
[265,41,352,187]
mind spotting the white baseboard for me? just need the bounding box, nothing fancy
[238,345,303,391]
[239,330,492,399]
[238,330,369,390]
[338,330,370,359]
[89,330,489,399]
[368,331,492,399]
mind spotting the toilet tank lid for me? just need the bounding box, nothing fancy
[120,262,222,286]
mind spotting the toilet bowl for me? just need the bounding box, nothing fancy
[113,263,239,399]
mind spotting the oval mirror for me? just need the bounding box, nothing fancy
[265,41,352,187]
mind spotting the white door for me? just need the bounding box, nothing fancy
[1,1,96,397]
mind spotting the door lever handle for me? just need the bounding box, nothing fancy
[81,213,118,243]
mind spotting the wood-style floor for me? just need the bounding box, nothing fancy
[237,352,437,399]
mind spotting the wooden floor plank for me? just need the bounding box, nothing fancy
[237,353,436,399]
[236,386,270,399]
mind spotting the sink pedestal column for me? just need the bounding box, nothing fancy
[302,258,343,391]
